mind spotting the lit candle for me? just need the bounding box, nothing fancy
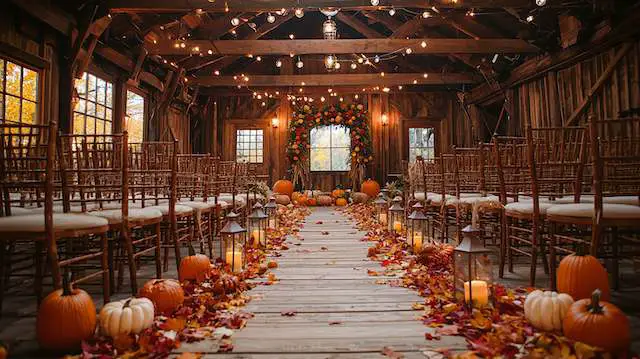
[268,218,276,229]
[412,232,423,252]
[250,229,264,247]
[393,221,402,233]
[225,250,243,272]
[379,213,388,225]
[464,280,489,307]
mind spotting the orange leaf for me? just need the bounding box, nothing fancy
[112,334,136,351]
[162,317,187,331]
[176,353,202,359]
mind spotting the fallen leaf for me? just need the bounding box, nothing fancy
[328,321,342,326]
[175,353,202,359]
[320,246,328,251]
[367,269,381,276]
[412,302,425,310]
[315,221,323,224]
[321,231,330,235]
[112,334,135,351]
[382,346,405,358]
[160,317,187,331]
[435,325,458,336]
[280,310,297,316]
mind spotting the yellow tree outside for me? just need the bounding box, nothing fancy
[1,59,39,124]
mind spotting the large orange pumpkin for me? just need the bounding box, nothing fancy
[179,245,211,283]
[563,289,630,353]
[557,252,610,301]
[139,279,185,314]
[361,179,380,198]
[273,179,294,197]
[332,188,345,198]
[335,198,348,206]
[36,274,97,351]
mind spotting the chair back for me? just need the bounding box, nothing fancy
[492,136,530,203]
[128,141,176,209]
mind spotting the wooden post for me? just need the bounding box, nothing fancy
[114,77,127,134]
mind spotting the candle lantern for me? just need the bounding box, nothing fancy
[264,196,278,230]
[407,202,428,253]
[220,212,247,273]
[388,196,405,234]
[373,194,389,225]
[248,202,268,248]
[453,225,493,309]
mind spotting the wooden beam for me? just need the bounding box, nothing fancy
[90,45,163,90]
[74,35,99,79]
[149,39,538,56]
[128,47,148,86]
[565,42,634,126]
[201,85,443,96]
[109,0,539,13]
[335,12,384,39]
[10,0,76,35]
[193,73,475,87]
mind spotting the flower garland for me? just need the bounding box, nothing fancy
[287,103,373,189]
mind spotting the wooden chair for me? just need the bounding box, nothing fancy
[0,122,111,312]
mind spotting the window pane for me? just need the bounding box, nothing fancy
[96,78,106,104]
[106,83,113,108]
[332,126,350,147]
[126,90,145,142]
[5,95,20,122]
[310,126,331,148]
[73,114,85,135]
[22,67,38,101]
[331,148,351,171]
[409,127,435,162]
[96,104,105,119]
[87,74,97,102]
[21,100,36,124]
[310,125,352,171]
[76,99,86,113]
[87,101,96,115]
[235,129,263,163]
[310,148,331,171]
[0,59,4,92]
[5,61,21,96]
[75,73,87,98]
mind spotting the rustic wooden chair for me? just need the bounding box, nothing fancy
[547,118,640,290]
[0,122,111,312]
[128,141,195,272]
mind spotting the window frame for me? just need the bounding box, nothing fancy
[405,122,438,163]
[73,70,115,135]
[235,128,264,164]
[125,86,147,142]
[309,124,352,172]
[0,56,43,125]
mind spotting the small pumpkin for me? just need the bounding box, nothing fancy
[351,192,370,203]
[557,250,610,301]
[179,244,211,283]
[273,179,294,197]
[317,195,333,206]
[294,195,308,206]
[291,192,303,203]
[335,198,348,206]
[274,194,291,205]
[361,179,381,198]
[563,289,630,353]
[0,344,6,359]
[524,290,574,332]
[332,187,345,198]
[138,279,185,315]
[99,297,155,338]
[307,197,317,206]
[36,273,97,350]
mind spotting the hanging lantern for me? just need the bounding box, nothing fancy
[325,54,337,70]
[373,194,388,225]
[264,196,279,229]
[407,202,428,253]
[220,212,247,273]
[323,18,337,40]
[388,196,405,234]
[248,203,268,248]
[453,225,493,310]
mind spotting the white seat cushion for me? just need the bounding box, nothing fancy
[460,192,483,198]
[8,207,36,216]
[218,194,246,206]
[88,208,163,225]
[427,193,455,204]
[505,202,554,216]
[553,195,594,204]
[546,203,640,219]
[603,196,640,206]
[178,201,216,210]
[0,213,108,233]
[147,204,194,216]
[413,192,426,201]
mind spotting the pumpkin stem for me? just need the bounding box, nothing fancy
[61,271,74,296]
[124,298,133,308]
[588,289,604,314]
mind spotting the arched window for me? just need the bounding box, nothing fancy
[310,125,351,172]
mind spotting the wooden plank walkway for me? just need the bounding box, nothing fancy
[179,207,466,358]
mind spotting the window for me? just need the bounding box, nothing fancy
[409,127,435,162]
[235,129,263,163]
[0,58,39,124]
[310,125,351,172]
[73,72,113,135]
[126,90,145,142]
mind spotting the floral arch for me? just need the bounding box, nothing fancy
[287,103,373,189]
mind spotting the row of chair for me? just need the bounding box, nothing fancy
[0,121,263,313]
[405,116,640,289]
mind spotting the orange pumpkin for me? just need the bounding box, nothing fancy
[361,179,380,198]
[273,179,294,197]
[563,289,630,353]
[317,195,333,206]
[179,245,211,283]
[295,195,308,206]
[335,198,348,206]
[557,252,610,301]
[307,197,317,206]
[332,188,345,198]
[36,273,97,351]
[139,279,185,314]
[0,345,6,359]
[291,192,303,203]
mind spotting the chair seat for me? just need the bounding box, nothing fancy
[413,192,426,201]
[147,204,194,216]
[7,207,37,216]
[0,213,109,233]
[88,208,163,225]
[427,194,455,204]
[454,195,508,206]
[178,201,216,210]
[505,202,554,216]
[546,203,640,219]
[218,194,246,206]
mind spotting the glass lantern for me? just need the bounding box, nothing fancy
[388,196,405,234]
[407,202,428,253]
[220,212,247,273]
[453,225,493,309]
[248,202,268,248]
[264,196,278,230]
[373,194,389,225]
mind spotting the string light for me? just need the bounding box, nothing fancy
[536,0,547,6]
[388,8,396,16]
[276,60,282,67]
[180,43,186,48]
[214,70,220,75]
[526,15,534,22]
[267,13,276,23]
[296,58,304,68]
[382,87,390,93]
[380,72,385,77]
[413,79,418,84]
[321,96,325,102]
[370,0,379,5]
[334,62,341,69]
[398,85,403,90]
[374,55,380,63]
[357,58,364,64]
[423,73,429,78]
[421,41,427,48]
[231,17,240,26]
[422,11,431,18]
[208,49,213,55]
[405,48,413,54]
[289,34,295,39]
[295,8,304,18]
[351,63,357,69]
[256,56,262,61]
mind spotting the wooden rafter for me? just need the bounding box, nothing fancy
[193,73,475,86]
[128,46,148,85]
[149,38,538,56]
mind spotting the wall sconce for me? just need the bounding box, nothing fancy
[381,113,388,126]
[271,117,279,128]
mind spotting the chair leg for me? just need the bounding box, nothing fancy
[172,218,182,270]
[206,212,214,258]
[549,222,558,291]
[108,240,115,296]
[47,239,62,290]
[123,231,138,295]
[530,218,539,288]
[507,217,514,273]
[154,222,162,279]
[34,241,44,305]
[101,235,110,304]
[498,211,506,279]
[0,239,6,314]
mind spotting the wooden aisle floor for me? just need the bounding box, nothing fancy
[178,207,466,358]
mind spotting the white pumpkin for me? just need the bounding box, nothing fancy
[524,290,574,332]
[99,297,155,338]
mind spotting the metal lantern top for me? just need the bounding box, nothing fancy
[220,212,247,234]
[455,225,491,254]
[373,194,388,206]
[323,18,337,40]
[388,196,404,212]
[248,202,268,220]
[407,202,428,220]
[264,196,277,210]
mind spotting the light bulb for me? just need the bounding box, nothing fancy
[351,63,357,69]
[231,17,240,26]
[207,49,213,55]
[289,34,295,39]
[321,96,325,102]
[405,48,413,54]
[295,8,304,18]
[536,0,546,6]
[398,85,403,90]
[389,8,396,16]
[413,79,418,84]
[357,57,364,64]
[370,0,379,5]
[214,70,220,75]
[296,60,304,68]
[421,41,427,48]
[422,11,431,18]
[334,62,341,69]
[275,60,282,68]
[423,73,429,78]
[374,55,380,63]
[267,13,276,23]
[526,15,534,22]
[325,55,335,68]
[256,56,262,61]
